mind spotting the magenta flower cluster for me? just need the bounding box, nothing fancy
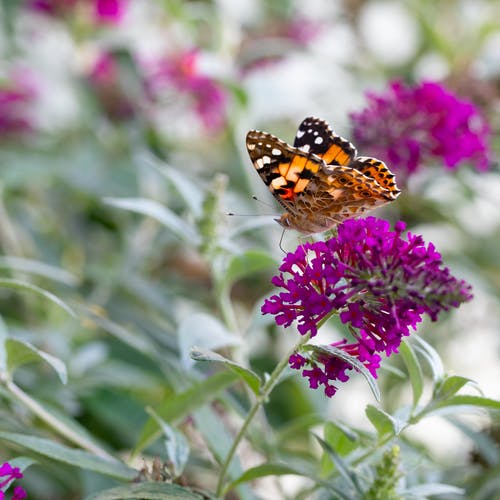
[146,49,227,131]
[0,462,26,500]
[350,81,491,182]
[0,72,36,139]
[29,0,127,24]
[262,217,473,397]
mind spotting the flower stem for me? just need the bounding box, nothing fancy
[215,332,311,497]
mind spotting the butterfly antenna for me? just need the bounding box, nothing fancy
[252,195,276,209]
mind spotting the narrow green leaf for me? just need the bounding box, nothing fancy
[0,278,75,317]
[103,197,200,244]
[413,336,444,383]
[7,456,37,472]
[178,313,240,369]
[323,421,359,456]
[191,348,261,395]
[0,315,8,373]
[0,432,135,480]
[84,482,203,500]
[307,344,380,401]
[6,338,67,384]
[366,405,406,437]
[434,375,474,400]
[0,256,79,286]
[399,341,424,407]
[402,483,464,497]
[424,395,500,416]
[134,371,238,455]
[314,434,364,496]
[227,463,302,489]
[147,408,190,478]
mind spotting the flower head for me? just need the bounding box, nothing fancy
[0,70,37,139]
[145,49,227,132]
[0,462,26,499]
[262,217,472,397]
[350,81,491,183]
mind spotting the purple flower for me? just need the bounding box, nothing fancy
[262,217,472,397]
[145,49,227,131]
[0,462,26,499]
[28,0,127,23]
[0,71,36,139]
[350,81,491,184]
[88,51,136,121]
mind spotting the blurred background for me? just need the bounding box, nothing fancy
[0,0,499,498]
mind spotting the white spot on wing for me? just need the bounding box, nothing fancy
[314,136,323,144]
[247,143,256,150]
[299,145,310,152]
[272,148,282,156]
[255,158,264,169]
[262,155,271,164]
[296,130,305,138]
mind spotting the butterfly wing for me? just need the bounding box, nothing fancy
[349,156,400,199]
[293,116,356,166]
[246,130,325,209]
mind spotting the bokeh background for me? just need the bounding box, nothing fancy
[0,0,499,498]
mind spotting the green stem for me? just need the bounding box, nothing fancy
[5,379,114,460]
[215,332,311,497]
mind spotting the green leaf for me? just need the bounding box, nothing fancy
[221,250,277,290]
[103,197,200,244]
[413,336,444,383]
[191,348,261,395]
[423,395,500,417]
[0,256,79,286]
[323,421,359,456]
[134,371,238,455]
[147,408,190,478]
[0,432,135,480]
[314,434,364,496]
[0,278,75,317]
[178,313,240,369]
[402,482,464,497]
[7,456,37,472]
[227,463,304,489]
[0,315,8,373]
[399,341,424,408]
[307,344,380,401]
[366,405,406,437]
[84,482,204,499]
[144,156,204,217]
[434,375,475,400]
[6,338,67,384]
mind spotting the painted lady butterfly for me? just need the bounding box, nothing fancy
[246,117,400,234]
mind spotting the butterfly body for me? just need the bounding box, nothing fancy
[246,117,400,234]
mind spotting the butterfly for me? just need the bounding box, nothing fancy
[246,117,400,234]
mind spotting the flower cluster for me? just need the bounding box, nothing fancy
[0,462,26,500]
[29,0,127,24]
[0,71,36,139]
[262,217,473,396]
[350,81,491,183]
[145,49,227,132]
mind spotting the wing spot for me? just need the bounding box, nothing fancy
[255,158,264,169]
[247,143,256,151]
[314,136,323,144]
[299,145,311,153]
[265,143,271,148]
[307,128,312,133]
[296,130,305,138]
[272,148,282,156]
[263,155,271,164]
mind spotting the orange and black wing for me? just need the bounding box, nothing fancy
[246,130,325,208]
[350,156,400,200]
[293,116,356,166]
